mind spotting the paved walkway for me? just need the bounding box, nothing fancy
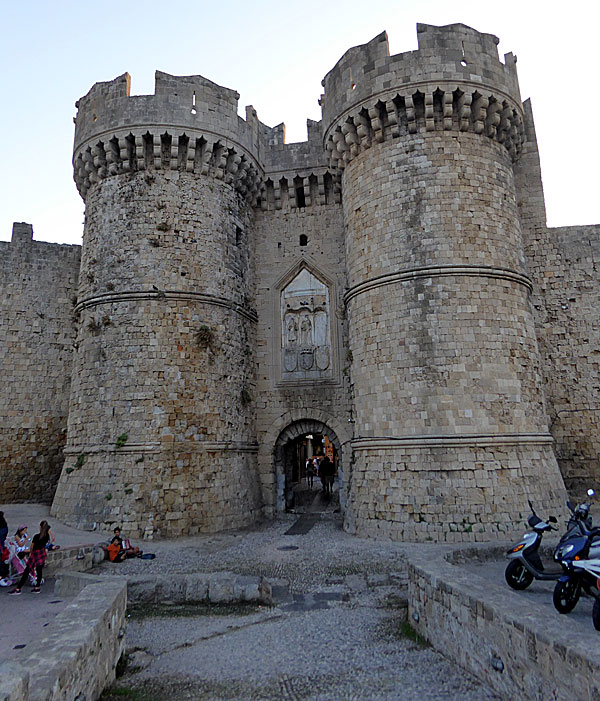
[0,502,106,660]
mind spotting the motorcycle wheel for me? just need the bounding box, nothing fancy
[505,560,534,590]
[593,598,600,631]
[553,578,581,613]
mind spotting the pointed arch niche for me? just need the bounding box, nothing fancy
[274,260,340,385]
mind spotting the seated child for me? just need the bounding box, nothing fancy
[14,525,30,558]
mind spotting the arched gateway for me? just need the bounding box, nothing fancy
[273,419,345,512]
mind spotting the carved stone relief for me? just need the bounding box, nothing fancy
[281,268,332,380]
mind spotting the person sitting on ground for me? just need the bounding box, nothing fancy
[9,520,51,594]
[107,527,142,561]
[14,525,30,558]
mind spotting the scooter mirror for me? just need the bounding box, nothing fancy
[587,489,595,497]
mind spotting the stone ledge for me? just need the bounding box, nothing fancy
[125,571,272,606]
[406,544,600,700]
[45,544,95,577]
[0,660,29,701]
[3,573,126,701]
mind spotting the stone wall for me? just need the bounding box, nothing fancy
[252,201,352,513]
[407,546,600,699]
[526,223,600,499]
[515,101,600,500]
[0,223,80,504]
[0,575,126,701]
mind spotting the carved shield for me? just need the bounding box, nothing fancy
[315,345,330,370]
[299,349,314,371]
[283,349,298,372]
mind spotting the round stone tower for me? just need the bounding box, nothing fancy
[321,24,567,541]
[51,72,263,538]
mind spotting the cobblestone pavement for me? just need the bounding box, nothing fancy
[98,490,498,700]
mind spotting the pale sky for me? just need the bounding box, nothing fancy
[1,0,597,244]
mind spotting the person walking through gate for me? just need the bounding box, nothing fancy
[306,458,315,489]
[319,455,334,495]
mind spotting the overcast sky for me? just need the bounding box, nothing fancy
[1,0,597,244]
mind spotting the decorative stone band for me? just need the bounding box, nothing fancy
[63,440,259,454]
[352,433,554,450]
[73,127,264,205]
[74,289,258,323]
[260,166,342,210]
[324,82,524,169]
[344,265,532,305]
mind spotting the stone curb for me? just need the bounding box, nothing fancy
[126,571,272,606]
[405,544,600,701]
[0,660,29,701]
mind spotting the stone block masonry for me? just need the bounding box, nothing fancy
[322,25,567,539]
[0,575,127,701]
[4,21,600,541]
[407,545,600,699]
[0,223,81,504]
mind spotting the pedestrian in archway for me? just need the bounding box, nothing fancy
[306,458,314,489]
[320,455,334,495]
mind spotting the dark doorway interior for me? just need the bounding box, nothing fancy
[280,432,338,510]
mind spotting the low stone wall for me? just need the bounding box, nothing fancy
[406,545,600,700]
[126,571,272,606]
[0,574,126,701]
[44,543,95,576]
[0,661,28,701]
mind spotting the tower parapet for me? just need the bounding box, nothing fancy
[73,72,263,203]
[321,24,523,168]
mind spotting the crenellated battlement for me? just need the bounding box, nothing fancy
[73,71,265,203]
[321,23,524,166]
[74,71,259,154]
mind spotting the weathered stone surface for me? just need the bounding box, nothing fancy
[0,661,29,701]
[10,575,127,701]
[3,22,598,541]
[123,572,271,606]
[406,546,600,700]
[0,224,80,505]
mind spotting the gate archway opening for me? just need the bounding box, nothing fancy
[273,419,343,512]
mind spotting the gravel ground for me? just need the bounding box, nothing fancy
[105,600,497,701]
[98,497,498,700]
[94,510,409,594]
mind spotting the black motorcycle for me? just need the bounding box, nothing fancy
[552,489,600,614]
